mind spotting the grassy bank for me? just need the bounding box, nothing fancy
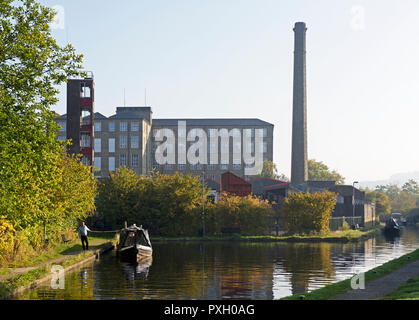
[281,248,419,300]
[151,226,381,243]
[2,232,117,269]
[0,233,117,299]
[382,276,419,300]
[0,266,48,298]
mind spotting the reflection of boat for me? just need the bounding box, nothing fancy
[384,232,400,244]
[117,224,152,262]
[384,218,401,236]
[122,257,153,280]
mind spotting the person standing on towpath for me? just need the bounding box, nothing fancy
[78,221,92,251]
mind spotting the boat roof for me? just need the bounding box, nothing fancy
[120,224,152,248]
[121,224,145,232]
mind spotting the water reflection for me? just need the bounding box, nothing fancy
[280,243,335,294]
[384,232,401,245]
[122,258,152,281]
[16,227,419,300]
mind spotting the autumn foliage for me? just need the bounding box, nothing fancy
[206,192,274,235]
[0,0,95,265]
[280,191,337,235]
[96,168,275,236]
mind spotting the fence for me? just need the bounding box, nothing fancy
[330,216,363,231]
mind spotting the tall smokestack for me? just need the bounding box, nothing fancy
[291,22,308,185]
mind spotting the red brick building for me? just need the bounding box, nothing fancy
[220,172,252,197]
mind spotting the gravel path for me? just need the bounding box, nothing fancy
[330,259,419,300]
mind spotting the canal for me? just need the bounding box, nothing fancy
[16,227,419,300]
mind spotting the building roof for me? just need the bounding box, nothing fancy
[115,106,152,112]
[291,184,325,194]
[108,106,152,121]
[248,177,289,194]
[263,183,290,191]
[109,113,144,119]
[285,183,366,200]
[54,112,107,120]
[329,185,365,199]
[94,112,108,119]
[204,178,220,191]
[306,180,337,189]
[152,118,274,127]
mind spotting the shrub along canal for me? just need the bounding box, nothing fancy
[15,227,419,300]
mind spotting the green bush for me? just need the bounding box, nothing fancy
[0,217,15,265]
[206,192,274,235]
[339,221,351,231]
[96,168,208,236]
[280,191,337,235]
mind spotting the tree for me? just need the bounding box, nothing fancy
[391,191,417,213]
[308,159,345,184]
[0,217,15,265]
[276,173,290,182]
[373,183,418,213]
[280,190,337,235]
[96,168,275,236]
[402,179,419,196]
[260,160,278,178]
[50,152,97,228]
[375,184,401,201]
[402,180,419,206]
[0,0,84,230]
[251,160,289,181]
[365,190,391,216]
[96,168,209,236]
[0,0,96,249]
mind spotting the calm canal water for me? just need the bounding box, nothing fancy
[16,227,419,300]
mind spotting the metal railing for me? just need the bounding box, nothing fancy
[330,216,363,231]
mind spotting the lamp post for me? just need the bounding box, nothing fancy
[352,181,359,228]
[202,171,206,237]
[374,190,377,226]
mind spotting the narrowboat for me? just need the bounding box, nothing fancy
[117,224,152,262]
[384,217,401,236]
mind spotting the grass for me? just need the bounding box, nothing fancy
[9,242,77,268]
[151,227,381,243]
[0,266,49,298]
[61,240,116,268]
[0,269,11,276]
[281,248,419,300]
[6,232,117,268]
[382,276,419,300]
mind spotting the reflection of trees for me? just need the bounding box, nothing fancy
[210,243,275,299]
[281,243,335,295]
[149,242,276,299]
[329,240,374,274]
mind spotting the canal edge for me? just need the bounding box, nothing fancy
[151,227,382,244]
[1,243,115,300]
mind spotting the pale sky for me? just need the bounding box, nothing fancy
[42,0,419,183]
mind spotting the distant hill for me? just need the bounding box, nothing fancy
[359,171,419,189]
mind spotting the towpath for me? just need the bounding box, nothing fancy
[330,259,419,300]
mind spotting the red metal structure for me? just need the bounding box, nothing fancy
[66,72,95,166]
[220,172,252,197]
